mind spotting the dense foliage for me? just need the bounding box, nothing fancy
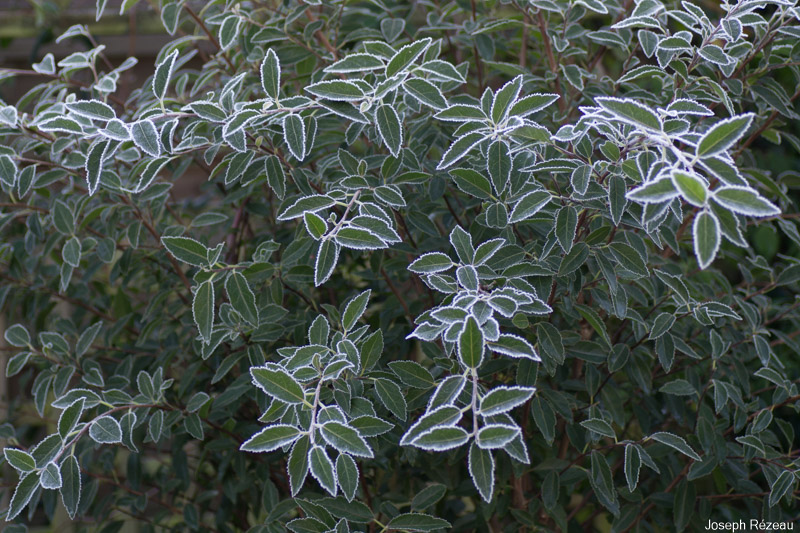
[1,0,800,531]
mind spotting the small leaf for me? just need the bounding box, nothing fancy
[309,445,337,496]
[41,461,63,489]
[375,104,403,156]
[449,168,493,199]
[66,100,116,121]
[509,190,551,223]
[671,170,708,207]
[89,416,122,443]
[479,386,535,416]
[458,316,484,368]
[487,141,511,194]
[625,443,641,492]
[192,280,214,344]
[374,378,406,420]
[413,426,470,451]
[251,364,306,404]
[260,49,280,99]
[4,323,30,347]
[387,513,451,532]
[7,472,41,520]
[408,252,453,274]
[315,239,340,286]
[320,422,373,457]
[404,78,447,109]
[768,470,795,507]
[411,484,447,510]
[468,442,495,502]
[555,206,578,254]
[130,120,162,157]
[240,424,301,452]
[325,53,384,74]
[60,455,81,519]
[386,38,431,77]
[305,80,366,101]
[278,195,335,221]
[692,210,720,270]
[648,432,701,460]
[696,114,754,158]
[712,186,780,217]
[336,454,359,502]
[597,96,662,132]
[580,418,616,439]
[153,49,179,101]
[225,272,259,327]
[283,114,306,160]
[4,448,36,472]
[437,132,486,170]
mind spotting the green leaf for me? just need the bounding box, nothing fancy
[596,96,661,132]
[148,410,163,442]
[580,418,616,439]
[449,168,493,199]
[315,239,340,286]
[388,512,451,532]
[374,378,406,420]
[696,114,754,158]
[712,186,780,217]
[413,426,470,450]
[240,424,301,452]
[186,101,228,122]
[4,448,37,472]
[304,212,328,240]
[85,139,108,195]
[309,445,337,496]
[491,75,522,124]
[510,190,551,223]
[487,141,511,194]
[388,361,435,389]
[386,38,431,77]
[404,78,447,109]
[693,210,720,269]
[4,323,30,347]
[0,154,18,187]
[305,80,366,101]
[260,49,280,99]
[41,461,62,489]
[153,49,178,101]
[325,53,384,74]
[509,93,559,118]
[608,175,627,225]
[335,454,359,502]
[359,330,383,373]
[479,386,535,416]
[627,177,679,203]
[411,484,447,510]
[608,242,647,277]
[625,443,641,491]
[288,436,311,496]
[555,206,578,254]
[408,252,453,274]
[458,316,484,368]
[66,100,115,121]
[278,195,335,221]
[7,472,41,520]
[58,398,85,439]
[434,104,486,122]
[251,364,306,405]
[265,155,286,199]
[476,424,520,449]
[89,416,122,443]
[335,227,386,249]
[218,14,241,49]
[53,200,75,235]
[225,272,259,327]
[130,120,162,157]
[673,480,695,532]
[283,114,306,160]
[193,280,214,344]
[375,104,403,156]
[590,450,618,512]
[671,170,708,207]
[468,442,495,502]
[649,312,676,340]
[648,432,701,460]
[62,236,81,268]
[320,422,373,457]
[60,455,81,519]
[184,413,204,440]
[768,470,795,507]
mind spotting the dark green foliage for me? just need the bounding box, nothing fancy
[1,0,799,531]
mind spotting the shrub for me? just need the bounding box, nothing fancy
[1,0,799,531]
